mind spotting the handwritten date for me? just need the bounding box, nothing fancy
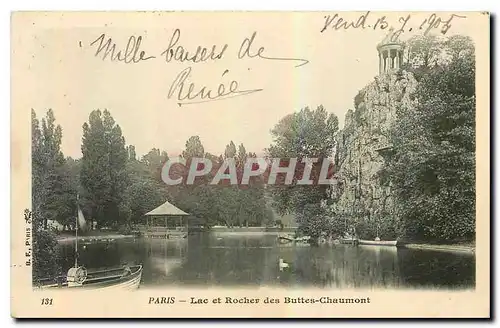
[320,12,466,41]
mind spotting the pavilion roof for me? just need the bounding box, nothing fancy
[145,200,189,216]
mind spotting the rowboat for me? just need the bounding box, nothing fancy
[277,234,311,245]
[277,233,295,243]
[338,238,359,245]
[359,239,398,246]
[36,194,143,290]
[36,265,143,290]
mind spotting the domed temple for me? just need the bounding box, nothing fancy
[377,38,405,75]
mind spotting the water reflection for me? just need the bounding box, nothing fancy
[57,234,475,289]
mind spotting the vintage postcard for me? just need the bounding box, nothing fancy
[11,11,490,318]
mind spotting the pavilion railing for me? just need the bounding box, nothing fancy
[144,226,187,233]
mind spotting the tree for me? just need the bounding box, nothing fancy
[31,109,68,282]
[80,109,129,228]
[141,148,169,179]
[169,137,273,228]
[182,136,205,161]
[237,144,247,167]
[386,35,475,242]
[127,145,137,161]
[267,105,339,238]
[445,35,474,62]
[32,109,79,230]
[31,109,45,228]
[224,141,236,159]
[122,151,169,224]
[406,34,444,69]
[51,157,79,230]
[170,136,221,227]
[123,180,165,223]
[216,187,240,228]
[32,109,68,229]
[31,209,59,283]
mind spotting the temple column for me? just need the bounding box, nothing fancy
[390,49,395,69]
[379,53,383,74]
[384,51,389,73]
[377,42,404,76]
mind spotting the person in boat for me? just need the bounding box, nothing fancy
[122,266,132,277]
[344,226,357,240]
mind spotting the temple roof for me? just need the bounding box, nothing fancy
[145,200,189,216]
[376,29,405,50]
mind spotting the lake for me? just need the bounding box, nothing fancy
[58,233,475,289]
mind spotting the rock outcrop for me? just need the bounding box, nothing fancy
[330,70,418,238]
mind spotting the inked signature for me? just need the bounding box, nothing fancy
[161,29,228,64]
[88,30,310,105]
[168,67,263,106]
[238,32,309,68]
[90,34,155,63]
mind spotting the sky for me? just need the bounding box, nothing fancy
[23,12,476,159]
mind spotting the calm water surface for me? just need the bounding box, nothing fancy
[58,234,475,289]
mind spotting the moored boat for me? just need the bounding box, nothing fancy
[277,234,311,245]
[338,238,359,245]
[277,233,295,243]
[359,239,398,246]
[36,265,143,290]
[36,194,143,290]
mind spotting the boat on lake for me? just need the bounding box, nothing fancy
[37,265,143,290]
[277,233,311,245]
[36,195,143,290]
[359,239,398,246]
[339,226,358,245]
[338,238,359,245]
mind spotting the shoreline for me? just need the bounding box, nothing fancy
[401,243,475,253]
[56,234,135,243]
[55,232,476,254]
[211,231,283,236]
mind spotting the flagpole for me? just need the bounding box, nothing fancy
[75,194,79,268]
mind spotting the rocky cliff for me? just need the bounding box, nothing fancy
[331,70,418,238]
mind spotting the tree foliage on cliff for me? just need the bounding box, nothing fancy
[388,35,475,242]
[267,105,339,237]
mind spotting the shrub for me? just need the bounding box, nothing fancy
[354,90,366,109]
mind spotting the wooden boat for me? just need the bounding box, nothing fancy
[359,239,398,246]
[339,238,359,245]
[36,265,143,290]
[277,233,295,243]
[277,234,311,245]
[36,195,143,290]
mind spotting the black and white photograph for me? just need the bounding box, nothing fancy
[10,11,490,318]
